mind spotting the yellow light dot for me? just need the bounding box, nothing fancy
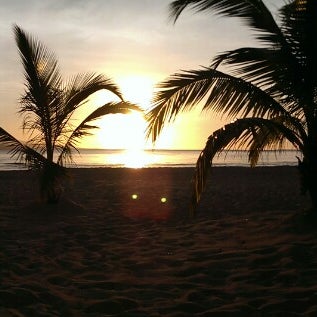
[132,194,138,200]
[161,197,167,203]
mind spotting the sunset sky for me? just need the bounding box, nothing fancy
[0,0,282,150]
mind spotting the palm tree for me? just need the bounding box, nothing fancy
[146,0,317,212]
[0,25,140,204]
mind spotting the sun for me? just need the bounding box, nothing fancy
[93,110,146,150]
[117,75,155,110]
[83,75,155,150]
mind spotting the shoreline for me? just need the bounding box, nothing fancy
[0,148,302,171]
[1,166,316,316]
[0,162,300,171]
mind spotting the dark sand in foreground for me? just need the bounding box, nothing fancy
[1,167,317,316]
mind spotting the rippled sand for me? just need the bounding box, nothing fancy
[1,167,316,316]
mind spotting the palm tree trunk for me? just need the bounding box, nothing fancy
[42,139,59,203]
[298,156,317,212]
[40,163,65,204]
[307,165,317,212]
[46,140,54,162]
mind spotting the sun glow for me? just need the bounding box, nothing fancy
[95,112,146,150]
[105,149,158,168]
[83,75,155,151]
[79,74,209,151]
[121,149,156,168]
[117,75,154,110]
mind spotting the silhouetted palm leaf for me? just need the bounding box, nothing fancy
[57,101,141,165]
[148,0,317,211]
[53,73,125,148]
[170,0,287,45]
[0,127,47,168]
[192,117,303,208]
[147,67,289,142]
[0,25,140,204]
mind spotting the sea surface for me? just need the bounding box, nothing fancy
[0,148,302,171]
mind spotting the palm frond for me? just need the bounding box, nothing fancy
[280,0,317,108]
[14,24,63,160]
[212,47,304,107]
[0,127,27,158]
[192,117,303,210]
[57,101,141,165]
[146,67,289,142]
[0,127,47,169]
[53,73,124,145]
[281,0,317,61]
[14,24,62,114]
[169,0,285,46]
[63,73,124,110]
[81,101,140,123]
[247,116,305,166]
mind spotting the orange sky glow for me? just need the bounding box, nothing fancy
[0,0,282,150]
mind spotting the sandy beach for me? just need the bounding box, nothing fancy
[1,166,317,316]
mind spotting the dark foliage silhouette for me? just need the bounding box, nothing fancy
[147,0,317,212]
[0,25,140,203]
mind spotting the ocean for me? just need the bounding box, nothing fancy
[0,148,301,171]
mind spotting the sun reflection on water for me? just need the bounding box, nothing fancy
[107,149,158,168]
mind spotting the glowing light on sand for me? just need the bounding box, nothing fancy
[161,197,167,203]
[131,194,138,200]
